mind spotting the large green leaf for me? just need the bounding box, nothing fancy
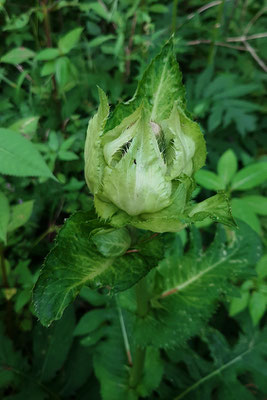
[0,128,55,179]
[33,211,164,327]
[168,320,267,399]
[33,306,75,382]
[125,220,262,348]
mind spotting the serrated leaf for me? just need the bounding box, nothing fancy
[217,149,238,186]
[0,192,9,244]
[231,162,267,191]
[171,321,267,399]
[131,221,261,348]
[105,38,185,131]
[0,128,55,179]
[33,211,163,327]
[1,47,35,64]
[58,27,83,54]
[7,200,34,232]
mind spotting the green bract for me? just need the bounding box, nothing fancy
[85,39,234,232]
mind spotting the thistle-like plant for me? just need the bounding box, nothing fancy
[84,38,234,232]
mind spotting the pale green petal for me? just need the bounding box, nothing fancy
[84,87,109,194]
[102,111,172,216]
[94,194,119,220]
[102,106,142,166]
[130,177,194,232]
[162,105,206,179]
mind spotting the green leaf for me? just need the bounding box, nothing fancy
[58,150,79,161]
[58,27,83,54]
[105,38,185,131]
[0,322,25,389]
[130,221,261,348]
[240,195,267,216]
[217,149,238,186]
[1,47,35,64]
[7,200,34,232]
[33,306,75,382]
[231,198,261,235]
[229,290,250,316]
[188,192,236,228]
[0,192,9,244]
[171,322,267,399]
[249,292,266,326]
[88,35,115,48]
[74,309,111,336]
[9,116,40,138]
[231,162,267,191]
[35,48,60,61]
[55,56,77,93]
[91,227,131,257]
[195,170,225,191]
[33,211,163,327]
[40,60,56,76]
[256,254,267,279]
[0,128,55,179]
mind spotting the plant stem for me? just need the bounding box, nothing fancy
[129,277,149,389]
[208,0,225,64]
[172,0,179,34]
[42,0,58,98]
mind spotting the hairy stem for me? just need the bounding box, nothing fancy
[129,277,149,389]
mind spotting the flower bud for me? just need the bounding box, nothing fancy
[84,40,234,232]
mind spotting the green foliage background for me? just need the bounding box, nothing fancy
[0,0,266,399]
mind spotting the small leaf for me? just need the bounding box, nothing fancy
[195,170,225,191]
[58,27,83,54]
[7,200,34,232]
[231,198,261,234]
[58,150,79,161]
[9,116,39,138]
[91,227,131,257]
[40,60,56,76]
[256,254,267,280]
[1,47,35,64]
[0,192,9,244]
[0,128,55,179]
[240,195,267,216]
[231,162,267,191]
[88,35,115,48]
[217,149,238,186]
[229,291,249,316]
[35,48,60,61]
[249,292,266,325]
[74,309,111,336]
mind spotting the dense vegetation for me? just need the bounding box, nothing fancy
[0,1,266,399]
